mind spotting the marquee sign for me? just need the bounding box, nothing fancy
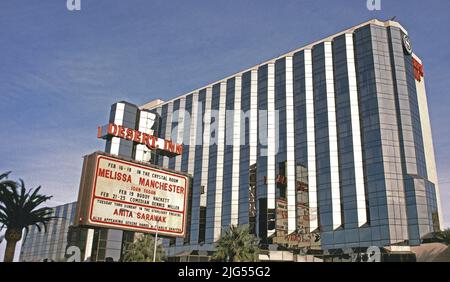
[97,123,183,157]
[75,152,190,237]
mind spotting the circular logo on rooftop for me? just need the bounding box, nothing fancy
[402,34,412,55]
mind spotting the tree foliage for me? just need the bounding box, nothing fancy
[122,234,166,262]
[0,171,55,262]
[212,225,260,262]
[432,228,450,246]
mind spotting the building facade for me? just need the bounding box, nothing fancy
[19,202,77,262]
[142,19,441,255]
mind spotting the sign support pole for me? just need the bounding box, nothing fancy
[153,220,159,262]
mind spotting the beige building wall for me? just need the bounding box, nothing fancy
[414,54,443,228]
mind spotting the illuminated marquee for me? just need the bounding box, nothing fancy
[97,123,183,157]
[75,152,190,237]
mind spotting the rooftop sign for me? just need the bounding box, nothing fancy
[97,123,183,157]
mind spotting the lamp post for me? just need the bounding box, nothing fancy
[119,208,160,262]
[153,219,159,262]
[142,216,160,262]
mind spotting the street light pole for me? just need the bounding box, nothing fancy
[153,220,159,262]
[119,208,160,262]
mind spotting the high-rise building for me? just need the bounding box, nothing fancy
[140,19,441,256]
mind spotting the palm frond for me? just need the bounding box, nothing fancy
[0,175,54,232]
[0,171,12,181]
[212,225,260,262]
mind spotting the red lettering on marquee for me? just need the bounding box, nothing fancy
[138,177,185,194]
[98,123,183,156]
[98,168,132,183]
[148,135,158,149]
[164,140,176,153]
[133,131,141,143]
[108,123,117,135]
[176,144,183,155]
[126,128,133,140]
[118,126,126,138]
[136,212,167,223]
[142,133,150,146]
[113,208,133,218]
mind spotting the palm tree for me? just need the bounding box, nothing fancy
[432,228,450,245]
[0,172,55,262]
[212,225,260,262]
[122,234,166,262]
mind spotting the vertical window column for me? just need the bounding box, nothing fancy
[173,97,186,247]
[231,76,242,226]
[305,49,318,232]
[200,88,212,208]
[249,69,258,234]
[345,33,367,227]
[324,42,342,230]
[175,98,186,171]
[267,63,276,237]
[187,92,200,245]
[135,110,158,162]
[108,103,125,155]
[250,69,258,169]
[197,88,212,245]
[213,82,227,240]
[162,102,174,168]
[188,93,199,176]
[285,56,297,234]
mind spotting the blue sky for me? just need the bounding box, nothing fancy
[0,0,449,260]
